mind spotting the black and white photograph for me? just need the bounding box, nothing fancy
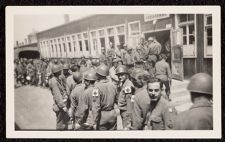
[6,6,221,138]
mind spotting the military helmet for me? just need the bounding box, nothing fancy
[115,65,128,75]
[91,59,97,66]
[96,64,109,77]
[187,73,212,95]
[84,70,97,81]
[63,64,70,70]
[52,64,63,74]
[72,72,82,83]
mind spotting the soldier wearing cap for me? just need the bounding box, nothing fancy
[155,53,172,100]
[144,78,177,130]
[92,64,118,130]
[75,70,97,130]
[174,73,213,130]
[69,72,85,129]
[49,64,70,130]
[116,65,135,130]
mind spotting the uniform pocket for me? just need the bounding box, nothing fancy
[150,116,164,130]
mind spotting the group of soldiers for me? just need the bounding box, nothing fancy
[14,36,213,131]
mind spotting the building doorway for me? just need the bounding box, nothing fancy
[144,29,171,65]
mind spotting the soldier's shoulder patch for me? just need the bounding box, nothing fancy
[92,89,99,97]
[124,86,132,94]
[131,95,135,102]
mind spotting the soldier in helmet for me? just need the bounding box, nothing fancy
[109,58,122,85]
[66,63,80,95]
[115,65,135,130]
[143,78,177,130]
[174,73,213,130]
[69,71,84,129]
[49,64,70,130]
[92,64,118,130]
[146,37,161,63]
[75,70,97,130]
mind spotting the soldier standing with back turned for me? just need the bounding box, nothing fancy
[92,64,118,130]
[174,73,213,130]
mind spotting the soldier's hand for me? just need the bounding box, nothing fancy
[70,117,74,121]
[93,124,97,130]
[75,123,81,130]
[63,107,68,112]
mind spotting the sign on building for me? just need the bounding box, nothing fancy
[144,14,170,22]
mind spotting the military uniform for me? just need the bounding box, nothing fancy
[144,97,177,130]
[118,79,135,129]
[174,101,213,130]
[106,48,116,67]
[76,84,95,128]
[66,75,76,95]
[131,86,151,130]
[49,76,69,130]
[147,40,162,55]
[69,83,85,122]
[155,59,171,98]
[92,79,118,130]
[109,66,119,84]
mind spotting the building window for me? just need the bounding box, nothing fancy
[79,41,82,51]
[204,14,212,57]
[116,25,125,46]
[116,25,125,35]
[73,41,76,52]
[72,35,75,40]
[100,38,105,51]
[107,27,115,48]
[63,43,66,52]
[91,31,97,50]
[83,32,89,51]
[107,28,114,36]
[178,14,195,57]
[85,40,89,51]
[59,44,62,56]
[99,29,105,37]
[128,21,140,36]
[68,42,72,52]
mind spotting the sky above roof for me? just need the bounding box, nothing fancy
[14,14,90,45]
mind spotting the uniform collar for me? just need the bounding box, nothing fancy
[190,100,212,110]
[99,79,109,83]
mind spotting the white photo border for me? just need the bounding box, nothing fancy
[6,6,221,139]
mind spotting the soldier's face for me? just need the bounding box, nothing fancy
[118,73,128,82]
[131,76,143,88]
[147,82,161,101]
[84,79,90,87]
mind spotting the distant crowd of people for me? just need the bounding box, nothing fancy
[14,36,213,131]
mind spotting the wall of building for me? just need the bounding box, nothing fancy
[36,14,213,79]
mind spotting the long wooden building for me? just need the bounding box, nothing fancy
[36,14,212,79]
